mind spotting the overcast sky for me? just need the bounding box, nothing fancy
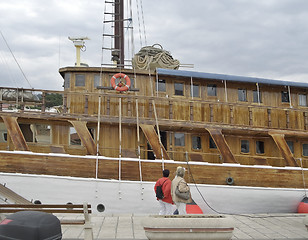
[1,0,308,90]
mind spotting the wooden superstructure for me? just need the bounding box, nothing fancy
[1,65,308,189]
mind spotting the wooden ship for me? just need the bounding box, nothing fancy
[0,0,308,214]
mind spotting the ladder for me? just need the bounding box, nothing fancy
[102,0,133,68]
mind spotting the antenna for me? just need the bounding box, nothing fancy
[68,37,90,67]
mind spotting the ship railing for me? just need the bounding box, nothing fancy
[61,91,308,132]
[0,87,64,113]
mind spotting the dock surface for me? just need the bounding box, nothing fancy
[58,213,308,240]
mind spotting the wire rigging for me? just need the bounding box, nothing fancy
[0,30,33,89]
[135,0,144,50]
[139,0,147,46]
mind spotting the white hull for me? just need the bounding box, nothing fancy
[0,172,305,214]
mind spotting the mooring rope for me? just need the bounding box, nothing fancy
[300,158,307,197]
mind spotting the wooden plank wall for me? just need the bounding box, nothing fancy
[2,69,308,166]
[0,151,307,189]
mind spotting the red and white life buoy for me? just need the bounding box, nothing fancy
[110,73,131,91]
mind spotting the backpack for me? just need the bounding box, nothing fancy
[156,179,168,199]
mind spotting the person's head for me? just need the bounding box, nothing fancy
[163,169,170,177]
[176,166,185,177]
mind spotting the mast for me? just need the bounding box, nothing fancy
[113,0,124,67]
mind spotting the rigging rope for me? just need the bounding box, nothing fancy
[128,0,144,199]
[139,0,147,46]
[185,153,308,218]
[0,31,33,89]
[135,0,145,49]
[148,68,165,169]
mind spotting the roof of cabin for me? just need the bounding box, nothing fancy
[157,68,308,89]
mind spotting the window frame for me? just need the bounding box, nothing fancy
[303,143,308,157]
[192,135,202,150]
[240,139,250,154]
[253,90,262,103]
[75,74,86,87]
[238,88,247,102]
[286,140,294,154]
[64,73,71,89]
[191,84,200,98]
[207,84,217,97]
[70,127,82,146]
[299,94,307,107]
[94,75,100,88]
[256,140,265,154]
[281,91,290,103]
[174,133,185,147]
[3,132,7,142]
[157,79,166,92]
[174,82,184,96]
[209,136,217,149]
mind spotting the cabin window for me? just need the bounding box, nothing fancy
[286,140,294,154]
[174,133,185,146]
[209,136,217,149]
[0,123,7,143]
[253,90,262,103]
[281,91,289,103]
[299,94,307,106]
[241,140,249,153]
[207,84,217,96]
[75,74,85,87]
[94,75,100,88]
[256,141,265,154]
[32,124,51,144]
[238,89,247,102]
[191,84,200,98]
[303,144,308,156]
[64,73,71,89]
[192,136,201,150]
[19,124,34,142]
[130,78,135,88]
[3,133,7,142]
[70,127,81,145]
[157,79,166,92]
[174,82,184,96]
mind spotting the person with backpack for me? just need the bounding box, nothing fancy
[171,166,192,215]
[154,169,173,215]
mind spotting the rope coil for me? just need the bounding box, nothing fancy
[132,44,180,70]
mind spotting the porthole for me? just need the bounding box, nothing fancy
[226,177,234,185]
[97,204,105,212]
[66,202,73,210]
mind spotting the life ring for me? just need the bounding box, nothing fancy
[226,177,234,185]
[110,73,131,91]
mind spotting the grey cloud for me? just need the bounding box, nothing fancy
[1,0,308,90]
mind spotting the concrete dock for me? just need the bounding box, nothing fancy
[58,213,308,240]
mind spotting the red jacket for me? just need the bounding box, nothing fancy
[154,177,173,204]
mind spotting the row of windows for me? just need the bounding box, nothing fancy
[158,80,217,98]
[66,74,136,89]
[65,74,308,107]
[157,79,308,106]
[174,133,308,157]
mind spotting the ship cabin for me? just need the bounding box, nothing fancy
[1,66,308,168]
